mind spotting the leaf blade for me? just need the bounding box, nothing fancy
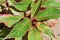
[28,27,42,40]
[6,18,32,38]
[31,0,42,17]
[9,0,31,11]
[0,0,5,5]
[42,0,60,7]
[37,23,54,37]
[0,14,22,27]
[15,38,22,40]
[36,8,60,21]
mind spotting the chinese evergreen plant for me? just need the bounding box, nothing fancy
[0,0,60,40]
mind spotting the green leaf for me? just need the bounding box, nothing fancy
[1,27,10,38]
[0,15,22,27]
[0,26,10,38]
[31,0,34,7]
[31,0,42,17]
[0,38,3,40]
[6,18,31,38]
[36,8,60,21]
[37,23,54,37]
[42,0,60,7]
[28,27,42,40]
[0,6,2,12]
[10,8,24,16]
[9,0,31,11]
[0,0,5,5]
[15,38,22,40]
